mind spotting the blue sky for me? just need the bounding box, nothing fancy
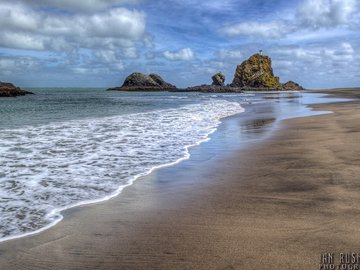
[0,0,359,88]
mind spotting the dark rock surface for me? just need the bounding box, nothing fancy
[177,85,242,93]
[148,74,176,89]
[123,72,159,87]
[231,53,282,88]
[109,52,304,93]
[0,82,33,97]
[211,72,225,86]
[282,81,304,90]
[107,72,176,91]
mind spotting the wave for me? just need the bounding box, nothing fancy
[0,99,244,242]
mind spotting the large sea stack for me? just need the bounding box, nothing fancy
[0,81,33,97]
[231,53,282,89]
[107,72,176,91]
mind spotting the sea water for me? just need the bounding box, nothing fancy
[0,89,321,242]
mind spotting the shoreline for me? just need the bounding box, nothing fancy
[0,90,359,269]
[0,92,327,244]
[0,98,245,244]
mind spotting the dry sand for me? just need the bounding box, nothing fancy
[0,89,359,269]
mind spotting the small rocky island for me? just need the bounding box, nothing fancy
[0,81,33,97]
[108,52,304,92]
[231,53,282,88]
[212,72,226,86]
[107,72,176,91]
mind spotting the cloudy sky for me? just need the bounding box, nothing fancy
[0,0,359,88]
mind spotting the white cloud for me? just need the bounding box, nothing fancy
[323,42,355,62]
[298,0,357,28]
[143,33,155,48]
[92,50,126,69]
[221,0,359,39]
[94,50,118,63]
[113,63,125,71]
[337,42,355,55]
[271,42,357,68]
[0,3,146,51]
[1,32,46,50]
[171,0,238,12]
[222,21,293,39]
[72,63,124,75]
[122,47,139,58]
[0,2,146,80]
[217,49,243,59]
[2,0,141,12]
[0,58,18,70]
[162,48,195,61]
[0,56,40,76]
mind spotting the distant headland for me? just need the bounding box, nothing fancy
[108,52,304,92]
[0,82,33,97]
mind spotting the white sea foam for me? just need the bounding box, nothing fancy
[0,99,244,242]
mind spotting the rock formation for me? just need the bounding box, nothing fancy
[110,52,304,93]
[180,84,238,93]
[148,74,176,89]
[212,72,225,86]
[231,53,282,88]
[282,80,304,90]
[0,81,33,97]
[107,72,176,91]
[182,72,232,92]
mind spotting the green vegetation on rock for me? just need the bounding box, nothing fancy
[231,53,282,88]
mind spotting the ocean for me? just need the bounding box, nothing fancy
[0,89,329,242]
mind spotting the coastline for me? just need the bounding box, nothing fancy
[0,95,244,243]
[0,90,359,269]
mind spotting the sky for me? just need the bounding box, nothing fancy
[0,0,359,88]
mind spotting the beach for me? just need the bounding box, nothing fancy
[0,89,359,269]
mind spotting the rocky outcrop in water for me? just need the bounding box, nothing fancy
[0,81,33,97]
[107,72,176,91]
[231,53,281,88]
[212,72,225,86]
[180,52,304,92]
[178,84,242,93]
[110,52,304,93]
[182,72,237,92]
[282,80,304,90]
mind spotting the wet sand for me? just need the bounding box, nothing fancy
[0,89,359,269]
